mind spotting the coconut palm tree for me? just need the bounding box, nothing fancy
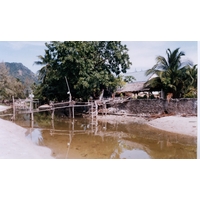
[144,48,194,98]
[34,52,52,84]
[182,64,197,98]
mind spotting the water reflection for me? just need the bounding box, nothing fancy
[119,149,150,159]
[1,110,196,159]
[19,114,196,159]
[25,129,43,145]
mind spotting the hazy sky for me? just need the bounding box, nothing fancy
[0,41,198,74]
[123,41,198,72]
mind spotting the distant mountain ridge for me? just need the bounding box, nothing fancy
[5,62,38,84]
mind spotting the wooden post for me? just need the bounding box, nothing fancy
[72,119,74,133]
[94,117,98,135]
[29,93,34,121]
[69,101,74,119]
[91,102,94,123]
[69,107,71,118]
[72,104,74,118]
[12,96,15,121]
[95,101,98,117]
[51,119,55,130]
[31,111,34,121]
[65,76,72,102]
[31,119,34,128]
[51,109,55,120]
[103,102,107,115]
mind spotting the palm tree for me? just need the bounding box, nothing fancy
[182,64,197,98]
[33,47,56,102]
[144,48,194,98]
[34,52,52,84]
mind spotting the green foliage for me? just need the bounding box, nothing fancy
[123,75,136,83]
[182,64,197,98]
[137,95,147,99]
[34,41,132,102]
[184,89,197,98]
[145,48,197,98]
[150,94,155,99]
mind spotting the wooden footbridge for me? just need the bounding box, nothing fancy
[11,86,111,121]
[12,97,110,121]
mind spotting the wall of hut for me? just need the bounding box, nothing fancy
[107,98,197,115]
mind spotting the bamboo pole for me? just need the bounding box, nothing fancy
[72,104,74,118]
[51,109,55,120]
[12,96,15,121]
[31,111,34,121]
[29,93,34,121]
[95,101,98,117]
[65,76,72,102]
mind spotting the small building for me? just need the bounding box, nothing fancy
[116,70,160,98]
[116,81,150,98]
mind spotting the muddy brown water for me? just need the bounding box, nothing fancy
[1,111,197,159]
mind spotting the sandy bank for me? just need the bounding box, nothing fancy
[147,116,197,136]
[0,118,53,159]
[97,115,197,137]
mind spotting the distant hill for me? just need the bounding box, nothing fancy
[4,62,38,84]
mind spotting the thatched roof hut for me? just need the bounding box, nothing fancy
[117,70,160,94]
[117,81,150,94]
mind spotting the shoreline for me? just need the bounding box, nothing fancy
[0,117,53,159]
[147,115,197,137]
[97,114,197,137]
[0,105,197,158]
[0,105,53,159]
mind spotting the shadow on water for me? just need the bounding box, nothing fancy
[1,110,197,159]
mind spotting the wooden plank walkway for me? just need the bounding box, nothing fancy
[12,95,118,120]
[13,98,99,121]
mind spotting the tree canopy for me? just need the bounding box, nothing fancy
[34,41,132,102]
[145,48,197,98]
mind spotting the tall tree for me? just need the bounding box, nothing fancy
[34,41,132,102]
[144,48,195,98]
[181,64,197,98]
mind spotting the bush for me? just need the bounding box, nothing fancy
[137,95,147,99]
[150,94,155,99]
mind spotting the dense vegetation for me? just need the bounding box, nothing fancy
[145,48,197,98]
[1,45,197,103]
[34,41,132,102]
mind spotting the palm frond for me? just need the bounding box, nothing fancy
[145,47,195,98]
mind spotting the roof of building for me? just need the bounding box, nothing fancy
[116,70,152,93]
[117,81,150,93]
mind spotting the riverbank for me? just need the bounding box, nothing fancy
[0,117,53,159]
[0,104,197,158]
[97,114,197,137]
[147,115,197,137]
